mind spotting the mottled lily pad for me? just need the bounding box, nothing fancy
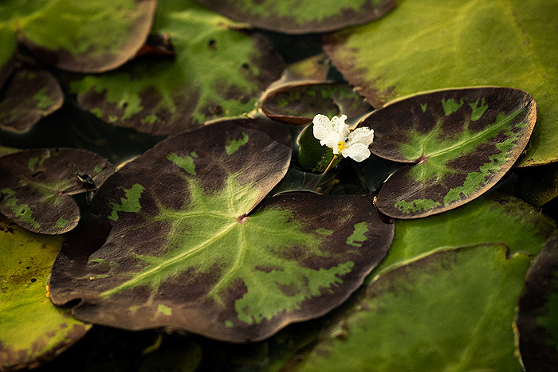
[71,0,285,135]
[0,216,91,371]
[362,87,535,219]
[0,148,115,234]
[1,0,156,73]
[322,0,558,166]
[48,119,394,342]
[193,0,396,34]
[261,82,371,126]
[516,231,558,370]
[372,192,556,279]
[0,68,64,133]
[289,244,530,371]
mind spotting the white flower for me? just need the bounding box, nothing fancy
[312,114,374,162]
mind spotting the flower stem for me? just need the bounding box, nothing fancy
[322,155,339,175]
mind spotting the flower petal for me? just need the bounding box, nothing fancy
[347,127,374,146]
[312,114,334,142]
[341,142,371,162]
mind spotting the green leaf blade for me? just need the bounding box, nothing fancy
[292,244,530,371]
[323,0,558,166]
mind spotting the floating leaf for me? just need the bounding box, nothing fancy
[49,119,394,342]
[372,192,556,278]
[516,231,558,370]
[362,87,535,219]
[261,82,371,126]
[193,0,396,34]
[3,0,157,73]
[0,68,63,133]
[0,148,115,234]
[71,0,285,135]
[322,0,558,166]
[0,216,90,371]
[289,244,529,371]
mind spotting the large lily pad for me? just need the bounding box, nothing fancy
[0,68,64,133]
[0,0,156,73]
[372,192,556,278]
[516,231,558,369]
[193,0,396,34]
[48,119,394,342]
[0,148,115,234]
[71,0,285,136]
[289,244,530,371]
[261,82,371,126]
[362,87,535,219]
[0,215,90,371]
[322,0,558,166]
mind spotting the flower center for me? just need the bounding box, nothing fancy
[337,141,348,153]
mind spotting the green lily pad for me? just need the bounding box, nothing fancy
[71,0,285,136]
[0,215,91,371]
[0,68,64,133]
[261,82,371,126]
[372,192,556,278]
[193,0,396,34]
[0,0,156,73]
[0,148,115,234]
[290,244,530,371]
[48,119,394,342]
[516,231,558,370]
[322,0,558,166]
[362,87,535,219]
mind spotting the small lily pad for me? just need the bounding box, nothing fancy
[516,231,558,370]
[261,82,371,126]
[48,119,394,342]
[0,148,115,234]
[0,68,64,133]
[0,215,91,371]
[71,0,285,135]
[290,244,530,371]
[363,87,535,219]
[193,0,396,34]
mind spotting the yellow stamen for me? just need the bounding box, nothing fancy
[337,141,348,153]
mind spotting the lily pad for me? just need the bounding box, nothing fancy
[0,68,64,133]
[362,87,535,219]
[322,0,558,166]
[372,192,556,278]
[516,231,558,370]
[71,0,285,135]
[0,0,156,73]
[0,148,115,234]
[193,0,396,34]
[0,215,91,371]
[289,244,530,371]
[261,82,371,126]
[48,119,394,342]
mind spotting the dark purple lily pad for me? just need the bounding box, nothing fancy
[0,68,64,133]
[261,82,372,126]
[0,148,115,234]
[193,0,396,34]
[48,118,394,342]
[516,231,558,370]
[362,87,536,219]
